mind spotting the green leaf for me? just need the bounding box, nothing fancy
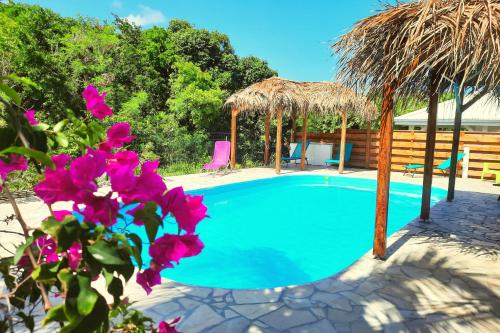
[0,83,21,105]
[56,217,80,252]
[14,236,34,265]
[60,295,109,333]
[134,202,162,243]
[55,132,69,147]
[127,233,143,269]
[87,240,127,266]
[41,217,62,237]
[2,74,40,89]
[0,128,17,150]
[53,119,68,133]
[76,275,98,316]
[32,261,61,282]
[32,123,50,131]
[16,312,35,332]
[0,146,54,168]
[42,304,67,326]
[103,268,114,286]
[107,277,123,306]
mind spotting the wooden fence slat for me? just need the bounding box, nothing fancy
[297,130,500,179]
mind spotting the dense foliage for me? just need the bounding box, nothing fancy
[0,2,277,175]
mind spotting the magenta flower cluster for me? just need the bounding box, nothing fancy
[30,85,208,297]
[0,154,28,192]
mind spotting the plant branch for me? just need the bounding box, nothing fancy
[0,229,25,237]
[3,185,52,310]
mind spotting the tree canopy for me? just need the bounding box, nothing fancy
[0,2,277,168]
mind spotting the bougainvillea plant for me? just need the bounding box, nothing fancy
[0,75,207,332]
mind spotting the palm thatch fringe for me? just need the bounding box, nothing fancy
[333,0,500,98]
[223,77,377,120]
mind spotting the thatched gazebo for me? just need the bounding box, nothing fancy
[333,0,500,258]
[224,77,376,174]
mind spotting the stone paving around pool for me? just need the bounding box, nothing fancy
[1,167,500,332]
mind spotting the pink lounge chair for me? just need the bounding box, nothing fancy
[203,141,231,172]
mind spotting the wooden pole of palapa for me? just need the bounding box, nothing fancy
[300,112,308,171]
[447,78,464,202]
[264,112,271,165]
[420,70,440,220]
[275,108,282,174]
[338,111,348,174]
[230,108,238,170]
[365,120,372,168]
[373,82,395,259]
[290,111,297,144]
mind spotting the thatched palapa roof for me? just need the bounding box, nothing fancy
[333,0,500,97]
[224,77,377,120]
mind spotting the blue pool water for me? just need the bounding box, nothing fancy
[121,175,446,289]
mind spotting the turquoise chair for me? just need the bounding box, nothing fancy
[403,152,465,177]
[325,143,353,166]
[282,141,310,166]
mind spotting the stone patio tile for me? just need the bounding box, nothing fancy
[230,303,282,320]
[259,307,317,331]
[283,285,315,299]
[289,319,337,333]
[401,266,432,279]
[150,301,181,315]
[283,296,314,309]
[355,279,386,296]
[327,306,364,323]
[206,317,250,333]
[232,289,282,304]
[311,292,352,311]
[176,304,224,332]
[179,298,203,309]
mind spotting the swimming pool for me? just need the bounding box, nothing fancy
[121,175,446,289]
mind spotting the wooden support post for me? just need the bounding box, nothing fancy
[230,108,238,170]
[447,79,464,202]
[264,112,271,166]
[338,111,348,174]
[365,120,372,168]
[275,108,282,174]
[420,70,440,220]
[290,111,297,144]
[300,112,308,171]
[373,82,395,259]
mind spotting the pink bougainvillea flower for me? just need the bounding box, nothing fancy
[24,109,39,126]
[107,150,139,193]
[136,267,162,295]
[0,154,28,179]
[51,154,71,170]
[69,151,106,192]
[0,155,27,192]
[160,187,207,234]
[149,234,204,267]
[77,194,120,227]
[82,85,113,120]
[120,160,166,204]
[36,236,59,263]
[106,123,134,148]
[158,317,181,333]
[67,242,82,270]
[52,210,73,221]
[34,167,80,204]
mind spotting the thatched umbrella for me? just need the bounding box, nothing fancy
[224,77,376,174]
[333,0,500,258]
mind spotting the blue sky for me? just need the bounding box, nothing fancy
[22,0,381,82]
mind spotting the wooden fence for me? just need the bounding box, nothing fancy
[296,130,500,179]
